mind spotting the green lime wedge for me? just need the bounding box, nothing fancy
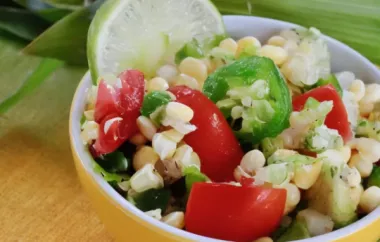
[88,0,225,83]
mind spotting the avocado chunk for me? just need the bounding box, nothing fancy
[306,156,357,228]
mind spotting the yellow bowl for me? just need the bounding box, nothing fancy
[70,16,380,242]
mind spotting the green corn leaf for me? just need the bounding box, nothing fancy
[212,0,380,64]
[0,7,49,41]
[0,58,63,114]
[22,0,104,65]
[14,0,72,23]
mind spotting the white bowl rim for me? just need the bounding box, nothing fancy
[70,15,380,242]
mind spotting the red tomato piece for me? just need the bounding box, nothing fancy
[93,70,145,155]
[169,86,244,182]
[292,84,352,142]
[94,80,120,123]
[185,183,286,242]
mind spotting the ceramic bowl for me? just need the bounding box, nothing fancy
[70,15,380,242]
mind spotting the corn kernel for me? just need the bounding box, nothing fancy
[165,91,177,100]
[359,186,380,214]
[117,181,130,192]
[174,74,199,90]
[130,164,164,193]
[161,129,184,143]
[259,45,288,65]
[284,183,301,214]
[267,36,286,47]
[293,161,322,190]
[156,65,178,84]
[80,121,99,145]
[349,153,373,178]
[354,138,380,163]
[179,57,208,83]
[129,133,148,146]
[297,209,333,236]
[349,79,365,102]
[339,146,351,164]
[161,212,185,229]
[233,165,251,182]
[201,58,216,74]
[152,133,177,160]
[219,38,238,54]
[236,36,261,58]
[133,146,160,171]
[147,77,169,92]
[173,144,199,170]
[254,237,273,242]
[240,150,265,174]
[137,116,157,141]
[86,85,98,110]
[350,184,363,207]
[145,209,162,220]
[165,102,194,122]
[84,110,95,121]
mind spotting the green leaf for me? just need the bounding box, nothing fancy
[14,0,72,23]
[213,0,380,64]
[22,0,104,65]
[0,56,62,114]
[0,7,49,41]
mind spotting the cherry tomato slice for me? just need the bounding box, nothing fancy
[292,84,352,142]
[169,86,244,182]
[185,183,286,242]
[93,70,145,155]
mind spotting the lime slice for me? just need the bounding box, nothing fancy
[88,0,225,83]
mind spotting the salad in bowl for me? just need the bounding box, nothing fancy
[73,0,380,241]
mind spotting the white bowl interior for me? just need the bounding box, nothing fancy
[70,15,380,242]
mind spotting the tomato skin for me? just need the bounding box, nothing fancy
[93,70,145,155]
[292,84,352,142]
[185,183,286,242]
[169,86,244,182]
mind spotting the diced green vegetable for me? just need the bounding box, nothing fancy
[268,152,316,167]
[130,188,171,212]
[261,137,284,158]
[356,119,380,141]
[92,160,129,183]
[367,166,380,188]
[216,98,238,118]
[183,166,208,193]
[175,34,226,64]
[304,125,343,153]
[203,56,291,143]
[306,159,358,228]
[141,91,171,117]
[254,163,292,186]
[305,74,343,97]
[277,218,311,242]
[95,151,129,173]
[80,114,86,125]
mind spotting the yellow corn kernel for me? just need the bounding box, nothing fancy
[293,161,322,190]
[236,36,261,58]
[219,38,238,54]
[267,36,286,47]
[284,183,301,214]
[174,74,199,90]
[349,79,365,102]
[137,116,157,141]
[349,153,373,178]
[339,146,351,164]
[161,212,185,229]
[147,77,169,92]
[133,146,160,171]
[259,45,288,65]
[179,57,208,83]
[129,133,148,146]
[161,129,184,143]
[145,209,162,220]
[165,102,194,122]
[80,121,99,145]
[354,137,380,163]
[84,110,95,121]
[254,237,273,242]
[240,150,265,174]
[201,58,216,74]
[233,165,251,182]
[359,186,380,214]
